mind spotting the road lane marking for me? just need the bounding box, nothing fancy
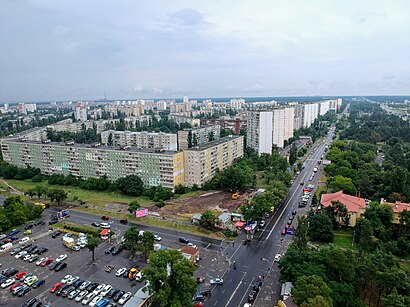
[226,272,247,307]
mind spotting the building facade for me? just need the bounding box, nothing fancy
[272,107,295,148]
[75,104,88,122]
[177,125,221,150]
[246,111,273,154]
[168,115,200,127]
[1,139,184,189]
[184,135,244,187]
[101,130,178,151]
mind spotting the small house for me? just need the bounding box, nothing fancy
[179,246,200,263]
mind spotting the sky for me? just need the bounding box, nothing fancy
[1,0,410,102]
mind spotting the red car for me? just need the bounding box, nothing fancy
[50,282,62,293]
[16,271,27,280]
[2,239,12,244]
[10,283,22,292]
[40,258,53,267]
[281,229,286,235]
[101,216,109,220]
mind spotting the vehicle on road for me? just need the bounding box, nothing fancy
[179,237,189,244]
[253,280,262,291]
[51,231,61,238]
[210,277,223,285]
[101,216,109,220]
[91,222,100,227]
[100,223,111,229]
[187,243,197,249]
[111,246,124,255]
[274,254,282,262]
[105,246,116,254]
[119,219,128,224]
[19,237,30,244]
[56,254,68,262]
[248,290,257,302]
[154,234,161,241]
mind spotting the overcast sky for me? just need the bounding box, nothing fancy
[1,0,409,102]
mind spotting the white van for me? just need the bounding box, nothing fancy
[0,243,13,252]
[19,237,30,244]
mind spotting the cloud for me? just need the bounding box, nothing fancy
[62,41,81,54]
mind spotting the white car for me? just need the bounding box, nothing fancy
[15,251,28,259]
[35,257,46,266]
[56,254,68,262]
[89,295,103,307]
[135,271,144,282]
[72,245,81,251]
[92,283,106,295]
[187,243,197,249]
[100,223,110,229]
[154,234,162,241]
[1,278,15,288]
[100,284,112,297]
[210,277,224,285]
[23,254,33,261]
[78,241,87,248]
[76,290,88,302]
[67,276,80,285]
[61,274,73,284]
[116,268,127,277]
[24,275,37,285]
[118,292,132,305]
[274,254,282,262]
[79,281,91,291]
[19,237,30,244]
[82,292,96,305]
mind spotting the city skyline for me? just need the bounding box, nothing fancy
[1,0,410,101]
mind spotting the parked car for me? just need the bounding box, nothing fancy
[17,286,31,297]
[21,243,32,250]
[253,280,263,292]
[100,223,111,229]
[16,271,28,280]
[82,292,96,305]
[32,279,45,288]
[111,246,124,255]
[51,231,61,238]
[91,222,100,227]
[101,216,109,220]
[179,237,189,244]
[75,290,88,302]
[192,292,205,302]
[119,219,128,224]
[24,224,33,230]
[40,258,53,267]
[55,262,67,271]
[68,289,81,300]
[79,281,91,291]
[154,234,162,241]
[56,284,70,296]
[248,290,257,302]
[210,277,223,285]
[118,292,132,305]
[9,282,22,292]
[9,229,20,236]
[274,254,281,262]
[105,246,116,254]
[56,254,68,262]
[89,295,104,307]
[1,278,16,288]
[113,290,125,302]
[28,255,38,263]
[199,288,211,296]
[49,262,60,270]
[37,247,48,254]
[108,288,120,298]
[10,247,21,255]
[100,284,113,296]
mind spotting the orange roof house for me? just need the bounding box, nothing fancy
[380,199,410,224]
[321,191,366,226]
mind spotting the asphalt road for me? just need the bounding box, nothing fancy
[205,128,336,307]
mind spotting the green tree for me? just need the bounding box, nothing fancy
[307,213,334,243]
[107,133,113,146]
[47,188,67,203]
[292,275,332,306]
[301,295,333,307]
[138,231,155,259]
[200,210,217,230]
[355,219,375,255]
[123,226,140,254]
[289,143,298,165]
[383,288,407,307]
[143,249,197,307]
[86,235,101,261]
[0,209,11,232]
[34,185,48,199]
[293,216,308,250]
[114,175,144,196]
[128,200,141,214]
[328,175,356,196]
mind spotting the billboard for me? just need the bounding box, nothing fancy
[135,208,149,218]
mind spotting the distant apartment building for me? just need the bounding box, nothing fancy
[101,130,178,151]
[75,104,88,122]
[17,103,26,114]
[170,101,193,113]
[319,100,330,116]
[124,115,153,129]
[272,107,295,148]
[47,119,119,134]
[25,103,37,113]
[1,138,184,189]
[168,114,200,127]
[247,111,273,154]
[302,103,319,127]
[177,125,221,150]
[183,135,244,187]
[230,98,245,110]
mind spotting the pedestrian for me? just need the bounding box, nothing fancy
[232,242,235,247]
[262,275,265,280]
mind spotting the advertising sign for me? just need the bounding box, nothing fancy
[135,208,149,218]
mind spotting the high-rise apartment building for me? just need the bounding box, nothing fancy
[303,103,319,127]
[247,111,273,154]
[101,130,178,151]
[177,125,221,150]
[230,98,245,110]
[75,103,88,122]
[272,107,295,148]
[183,136,244,187]
[319,100,330,116]
[1,139,184,189]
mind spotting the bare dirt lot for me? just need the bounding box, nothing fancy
[150,191,249,220]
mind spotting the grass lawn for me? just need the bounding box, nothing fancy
[255,171,268,189]
[333,232,357,251]
[4,179,152,207]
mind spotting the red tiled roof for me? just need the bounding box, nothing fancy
[179,246,199,255]
[321,191,366,213]
[380,199,410,213]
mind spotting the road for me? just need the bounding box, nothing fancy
[205,128,337,307]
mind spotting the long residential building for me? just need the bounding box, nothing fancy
[101,130,178,151]
[184,135,244,187]
[1,138,184,189]
[177,125,221,150]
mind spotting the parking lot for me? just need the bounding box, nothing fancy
[0,226,147,306]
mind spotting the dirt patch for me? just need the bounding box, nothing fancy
[151,191,247,219]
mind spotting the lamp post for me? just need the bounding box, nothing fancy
[261,258,271,278]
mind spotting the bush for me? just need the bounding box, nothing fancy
[60,222,101,237]
[156,200,165,208]
[224,229,238,238]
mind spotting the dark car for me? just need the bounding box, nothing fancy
[51,231,61,238]
[32,279,45,288]
[199,288,211,296]
[91,222,100,227]
[73,279,84,288]
[10,247,22,255]
[105,246,116,254]
[62,285,75,297]
[179,237,189,244]
[300,181,304,186]
[9,235,18,241]
[56,284,70,296]
[122,270,129,278]
[192,292,205,302]
[37,247,48,255]
[54,262,67,272]
[21,243,32,250]
[9,229,20,236]
[17,286,31,297]
[253,280,262,292]
[22,297,37,307]
[28,255,39,263]
[111,246,124,255]
[0,274,7,283]
[49,220,58,225]
[108,288,120,298]
[27,246,38,253]
[113,290,125,302]
[33,220,42,226]
[86,282,99,292]
[24,224,33,230]
[49,262,60,270]
[248,290,257,302]
[292,210,297,215]
[4,268,19,277]
[119,219,128,224]
[101,215,109,220]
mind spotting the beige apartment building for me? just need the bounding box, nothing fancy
[183,135,244,187]
[168,114,200,127]
[177,125,221,150]
[101,130,178,151]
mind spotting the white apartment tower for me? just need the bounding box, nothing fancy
[247,111,273,154]
[272,107,295,148]
[303,103,319,127]
[75,104,88,122]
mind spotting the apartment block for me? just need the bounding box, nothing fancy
[101,130,178,151]
[0,139,184,189]
[183,136,244,187]
[177,125,221,150]
[247,111,273,154]
[303,103,319,127]
[168,114,200,127]
[75,103,88,122]
[170,102,193,113]
[319,100,330,116]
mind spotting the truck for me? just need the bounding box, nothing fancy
[0,242,13,252]
[63,237,75,249]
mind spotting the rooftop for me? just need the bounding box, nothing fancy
[184,135,243,151]
[380,199,410,213]
[321,191,366,213]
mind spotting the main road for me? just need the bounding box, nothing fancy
[205,126,337,307]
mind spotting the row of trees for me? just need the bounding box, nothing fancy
[0,196,43,232]
[46,125,100,144]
